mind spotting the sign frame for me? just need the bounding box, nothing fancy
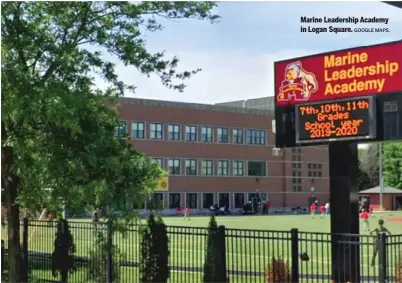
[295,96,377,144]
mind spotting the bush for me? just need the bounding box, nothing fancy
[203,215,227,283]
[87,230,122,283]
[264,257,291,283]
[51,219,76,282]
[139,214,170,283]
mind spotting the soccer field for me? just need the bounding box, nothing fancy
[3,212,402,282]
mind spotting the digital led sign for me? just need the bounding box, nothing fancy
[295,97,376,144]
[274,41,402,107]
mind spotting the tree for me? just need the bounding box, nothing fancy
[382,143,402,189]
[1,2,219,282]
[139,214,170,283]
[358,145,379,189]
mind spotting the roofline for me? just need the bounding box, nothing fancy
[118,97,274,116]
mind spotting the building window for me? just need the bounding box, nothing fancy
[185,159,197,175]
[150,123,163,140]
[115,121,127,137]
[168,159,181,175]
[217,127,229,143]
[233,161,244,176]
[292,185,302,192]
[186,193,198,209]
[131,121,145,139]
[169,193,181,209]
[202,193,214,209]
[219,193,229,207]
[217,160,229,176]
[232,128,244,144]
[168,124,180,141]
[246,129,266,145]
[201,126,213,142]
[202,160,213,176]
[185,125,197,141]
[148,193,164,210]
[247,161,266,176]
[308,163,322,178]
[234,193,245,209]
[154,158,163,169]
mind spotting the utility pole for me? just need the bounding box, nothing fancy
[379,143,384,211]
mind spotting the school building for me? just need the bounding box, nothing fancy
[116,97,330,214]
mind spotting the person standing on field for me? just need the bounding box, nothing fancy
[360,209,370,231]
[325,202,330,215]
[370,219,391,266]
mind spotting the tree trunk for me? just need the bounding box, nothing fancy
[3,144,23,283]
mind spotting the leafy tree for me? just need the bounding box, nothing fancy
[203,215,227,283]
[1,2,219,282]
[358,145,379,189]
[139,214,170,283]
[382,143,402,189]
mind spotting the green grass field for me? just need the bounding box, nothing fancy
[2,212,402,283]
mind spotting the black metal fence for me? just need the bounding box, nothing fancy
[1,219,402,282]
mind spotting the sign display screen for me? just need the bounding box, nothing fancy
[296,97,376,143]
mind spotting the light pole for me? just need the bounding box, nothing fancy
[379,143,384,211]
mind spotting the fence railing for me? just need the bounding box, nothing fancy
[1,219,402,282]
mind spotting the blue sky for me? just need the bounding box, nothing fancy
[96,1,402,104]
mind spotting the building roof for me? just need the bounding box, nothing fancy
[119,97,274,116]
[360,186,402,194]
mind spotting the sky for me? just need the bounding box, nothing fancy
[95,1,402,104]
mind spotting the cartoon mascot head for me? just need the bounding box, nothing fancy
[284,61,318,99]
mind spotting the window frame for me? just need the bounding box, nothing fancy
[150,123,164,140]
[185,125,197,142]
[168,124,181,141]
[217,127,229,143]
[201,126,213,143]
[168,158,181,175]
[232,128,244,144]
[201,160,213,176]
[233,160,245,176]
[169,193,181,209]
[217,160,229,176]
[185,159,198,176]
[131,121,145,139]
[186,193,198,209]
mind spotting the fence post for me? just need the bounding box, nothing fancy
[106,223,114,283]
[22,217,29,282]
[378,232,387,282]
[291,228,299,283]
[217,225,227,282]
[1,239,4,275]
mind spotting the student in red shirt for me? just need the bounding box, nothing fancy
[310,203,316,218]
[319,204,326,218]
[183,207,190,220]
[361,209,370,231]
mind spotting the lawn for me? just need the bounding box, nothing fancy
[2,212,402,283]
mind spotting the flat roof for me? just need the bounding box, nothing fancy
[119,97,274,116]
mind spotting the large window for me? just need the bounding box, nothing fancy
[148,193,164,210]
[201,126,213,142]
[217,160,229,176]
[168,124,180,141]
[232,128,244,144]
[154,158,163,169]
[248,161,267,176]
[185,159,197,175]
[219,193,229,207]
[169,193,181,209]
[168,159,181,175]
[186,193,198,209]
[185,125,197,141]
[234,193,245,208]
[131,122,145,139]
[217,127,229,143]
[115,121,127,137]
[202,160,213,176]
[308,163,323,178]
[233,161,244,176]
[203,193,214,209]
[150,123,163,140]
[246,129,266,145]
